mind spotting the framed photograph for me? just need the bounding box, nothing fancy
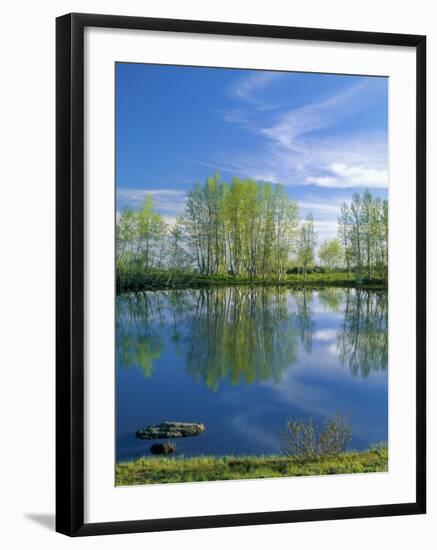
[56,13,426,536]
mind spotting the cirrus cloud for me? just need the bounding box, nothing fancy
[306,163,388,189]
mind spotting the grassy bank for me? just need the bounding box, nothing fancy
[116,446,387,485]
[117,270,387,293]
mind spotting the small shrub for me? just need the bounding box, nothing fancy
[280,417,318,460]
[319,414,352,457]
[280,413,352,460]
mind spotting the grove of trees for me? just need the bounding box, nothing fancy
[116,175,388,287]
[183,175,299,279]
[337,191,388,281]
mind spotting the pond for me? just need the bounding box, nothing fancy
[116,286,388,461]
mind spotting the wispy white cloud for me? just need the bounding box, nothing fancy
[223,110,248,126]
[228,71,282,106]
[306,163,387,188]
[187,158,239,174]
[117,188,185,202]
[298,201,340,216]
[218,77,388,191]
[121,77,387,243]
[241,130,387,190]
[116,188,187,222]
[260,80,368,149]
[312,221,339,241]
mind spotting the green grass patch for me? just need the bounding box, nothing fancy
[115,446,388,486]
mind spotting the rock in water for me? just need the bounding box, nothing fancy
[136,421,206,440]
[150,443,176,455]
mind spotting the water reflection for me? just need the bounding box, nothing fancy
[337,290,388,377]
[295,290,315,354]
[317,287,345,313]
[116,287,388,387]
[116,292,166,379]
[183,287,299,389]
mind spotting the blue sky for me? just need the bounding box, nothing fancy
[116,63,388,241]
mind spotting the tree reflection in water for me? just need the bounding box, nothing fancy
[116,286,387,387]
[183,287,300,390]
[337,289,388,377]
[295,289,315,354]
[317,287,345,313]
[116,292,166,379]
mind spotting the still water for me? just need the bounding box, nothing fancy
[116,287,388,461]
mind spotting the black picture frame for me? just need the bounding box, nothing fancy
[56,12,426,537]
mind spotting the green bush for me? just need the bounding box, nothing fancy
[280,413,352,460]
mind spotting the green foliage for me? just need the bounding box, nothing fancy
[297,213,317,278]
[116,196,168,288]
[115,178,388,290]
[319,239,343,270]
[337,191,388,282]
[280,413,352,460]
[280,417,318,460]
[319,414,353,457]
[117,175,300,285]
[115,446,388,485]
[184,175,299,279]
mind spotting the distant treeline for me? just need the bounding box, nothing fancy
[116,174,388,286]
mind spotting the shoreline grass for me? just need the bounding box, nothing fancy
[115,446,388,486]
[117,271,387,293]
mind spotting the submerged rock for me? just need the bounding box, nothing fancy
[150,443,176,455]
[136,421,206,440]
